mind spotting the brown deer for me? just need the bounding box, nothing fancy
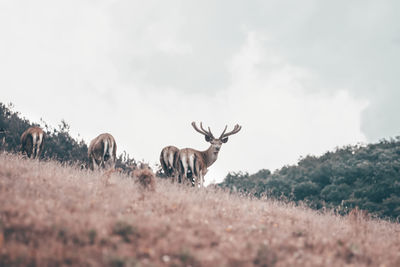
[177,122,242,187]
[88,133,117,170]
[159,145,179,181]
[20,127,45,159]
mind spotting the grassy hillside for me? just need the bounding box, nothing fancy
[1,153,400,266]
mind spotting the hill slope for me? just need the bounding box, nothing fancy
[219,138,400,219]
[1,154,400,266]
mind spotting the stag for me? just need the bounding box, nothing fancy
[177,122,241,187]
[159,145,180,181]
[88,133,117,170]
[20,127,45,159]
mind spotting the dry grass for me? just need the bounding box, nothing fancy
[0,153,400,267]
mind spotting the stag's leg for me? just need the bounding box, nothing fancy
[23,135,33,158]
[180,170,188,186]
[102,139,109,169]
[33,136,38,159]
[182,171,193,186]
[171,169,179,183]
[199,174,204,188]
[178,169,188,185]
[188,154,196,187]
[99,161,103,171]
[202,172,206,187]
[111,160,116,170]
[99,152,107,169]
[168,153,175,179]
[186,174,194,186]
[26,143,32,158]
[91,158,97,171]
[31,133,38,159]
[175,171,181,184]
[111,155,116,170]
[186,168,195,187]
[34,143,40,159]
[36,133,43,159]
[33,144,38,159]
[180,155,189,186]
[196,175,201,188]
[34,145,39,159]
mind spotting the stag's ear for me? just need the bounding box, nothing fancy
[205,135,212,142]
[221,137,229,143]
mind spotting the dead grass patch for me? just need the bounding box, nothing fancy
[0,153,399,266]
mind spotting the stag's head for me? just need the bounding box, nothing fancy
[191,122,242,154]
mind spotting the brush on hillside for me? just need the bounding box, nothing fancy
[133,167,156,191]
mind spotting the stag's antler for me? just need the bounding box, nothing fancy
[220,124,242,139]
[191,122,215,139]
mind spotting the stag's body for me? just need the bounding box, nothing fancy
[177,122,241,187]
[20,127,44,159]
[160,145,179,181]
[178,147,213,186]
[88,133,117,170]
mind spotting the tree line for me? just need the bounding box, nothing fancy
[218,137,400,220]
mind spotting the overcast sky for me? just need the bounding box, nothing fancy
[1,1,399,183]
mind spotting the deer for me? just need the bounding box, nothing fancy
[88,133,117,171]
[159,145,180,182]
[177,122,242,187]
[20,126,45,159]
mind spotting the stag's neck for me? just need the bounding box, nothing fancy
[201,145,219,168]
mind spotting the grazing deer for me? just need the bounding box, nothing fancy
[160,145,179,181]
[20,127,45,159]
[177,122,242,187]
[88,133,117,170]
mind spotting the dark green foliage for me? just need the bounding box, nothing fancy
[115,151,137,173]
[43,120,88,163]
[293,181,320,201]
[221,171,270,197]
[219,138,400,220]
[321,184,351,204]
[0,103,32,153]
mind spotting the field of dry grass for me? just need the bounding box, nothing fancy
[1,153,400,267]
